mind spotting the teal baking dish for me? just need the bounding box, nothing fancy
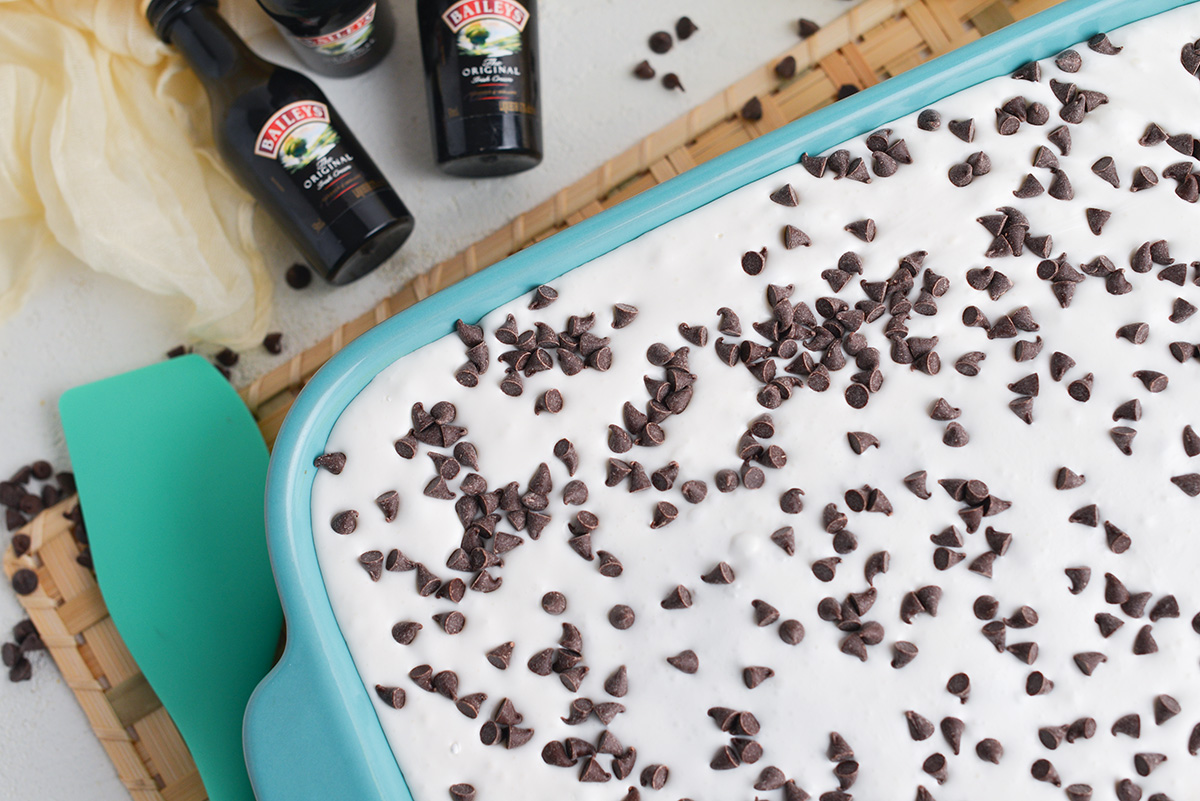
[243,1,1197,798]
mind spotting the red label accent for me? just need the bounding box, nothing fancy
[441,0,529,33]
[254,101,331,158]
[298,4,376,48]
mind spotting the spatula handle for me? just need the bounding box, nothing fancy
[245,627,414,801]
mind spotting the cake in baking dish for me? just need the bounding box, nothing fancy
[312,6,1200,800]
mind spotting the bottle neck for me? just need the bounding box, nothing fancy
[166,3,272,88]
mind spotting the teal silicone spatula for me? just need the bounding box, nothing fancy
[60,354,283,801]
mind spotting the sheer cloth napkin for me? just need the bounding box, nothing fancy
[0,0,276,347]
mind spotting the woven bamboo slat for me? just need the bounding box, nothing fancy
[3,498,206,801]
[7,1,1068,798]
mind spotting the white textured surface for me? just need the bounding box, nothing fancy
[314,7,1200,801]
[0,1,864,799]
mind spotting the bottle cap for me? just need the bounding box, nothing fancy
[146,0,217,43]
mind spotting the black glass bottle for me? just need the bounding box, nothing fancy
[417,0,542,177]
[147,0,413,285]
[256,0,394,77]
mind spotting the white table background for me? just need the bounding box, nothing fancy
[0,1,862,797]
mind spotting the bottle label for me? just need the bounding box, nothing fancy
[296,3,377,61]
[440,0,534,119]
[255,101,385,221]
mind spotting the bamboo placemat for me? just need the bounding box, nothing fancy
[4,1,1063,798]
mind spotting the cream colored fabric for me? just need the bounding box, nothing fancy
[0,0,278,347]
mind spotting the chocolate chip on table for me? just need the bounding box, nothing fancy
[10,568,37,596]
[666,649,699,673]
[661,73,684,92]
[633,60,655,80]
[285,263,312,289]
[1172,473,1200,496]
[374,684,406,710]
[675,15,699,40]
[1134,370,1168,392]
[917,109,941,130]
[648,31,672,54]
[741,97,764,122]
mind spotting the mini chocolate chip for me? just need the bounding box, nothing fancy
[542,591,567,615]
[486,642,513,670]
[770,526,795,555]
[1133,625,1158,655]
[1065,567,1091,594]
[660,585,692,610]
[1031,759,1060,786]
[330,510,358,535]
[375,685,406,709]
[313,452,346,474]
[906,711,935,741]
[1154,694,1181,724]
[775,55,797,79]
[648,31,672,53]
[285,263,311,289]
[666,650,699,673]
[778,619,805,645]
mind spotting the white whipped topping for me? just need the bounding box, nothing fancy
[313,6,1200,799]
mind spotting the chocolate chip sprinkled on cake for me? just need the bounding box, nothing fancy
[1134,370,1168,392]
[1153,694,1181,725]
[331,510,358,535]
[904,710,935,741]
[666,649,699,674]
[774,619,804,646]
[1170,297,1198,323]
[314,452,346,474]
[1131,166,1159,191]
[1171,473,1200,496]
[1109,427,1137,455]
[1109,715,1142,741]
[1088,33,1122,54]
[743,665,775,688]
[1085,207,1111,235]
[769,183,799,207]
[1012,61,1041,81]
[948,118,975,142]
[1014,173,1044,198]
[752,599,780,627]
[1030,759,1061,786]
[1132,625,1159,655]
[1115,780,1142,801]
[1025,670,1055,696]
[446,782,478,801]
[844,219,876,242]
[943,422,970,448]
